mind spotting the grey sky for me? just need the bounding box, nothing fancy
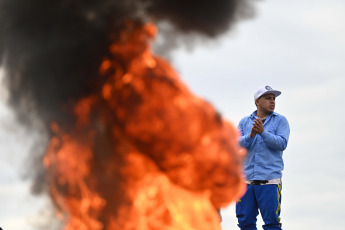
[1,0,345,229]
[171,1,345,229]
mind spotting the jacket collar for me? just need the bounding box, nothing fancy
[250,111,278,119]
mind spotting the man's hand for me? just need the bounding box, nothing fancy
[252,117,264,135]
[250,127,257,138]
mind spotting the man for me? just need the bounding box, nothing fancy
[236,86,290,230]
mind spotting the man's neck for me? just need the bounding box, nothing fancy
[256,110,272,119]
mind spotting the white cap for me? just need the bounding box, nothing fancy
[254,86,281,101]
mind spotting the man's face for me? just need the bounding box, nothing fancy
[256,93,276,114]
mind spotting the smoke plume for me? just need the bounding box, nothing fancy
[0,0,254,226]
[0,0,255,127]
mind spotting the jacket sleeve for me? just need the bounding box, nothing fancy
[260,116,290,151]
[238,118,254,149]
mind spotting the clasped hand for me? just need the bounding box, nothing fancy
[250,117,264,138]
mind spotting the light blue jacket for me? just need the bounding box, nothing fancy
[238,111,290,181]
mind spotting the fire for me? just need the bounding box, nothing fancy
[43,21,246,230]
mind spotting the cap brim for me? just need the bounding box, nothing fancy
[263,90,281,97]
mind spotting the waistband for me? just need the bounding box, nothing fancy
[247,178,281,185]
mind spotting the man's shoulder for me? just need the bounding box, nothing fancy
[272,112,289,125]
[272,112,288,119]
[238,113,255,128]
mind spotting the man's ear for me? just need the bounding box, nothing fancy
[255,99,259,107]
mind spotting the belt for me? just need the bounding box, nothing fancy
[247,178,282,185]
[248,180,268,185]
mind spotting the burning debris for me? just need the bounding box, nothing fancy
[0,0,255,229]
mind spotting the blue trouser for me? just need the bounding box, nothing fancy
[236,184,282,230]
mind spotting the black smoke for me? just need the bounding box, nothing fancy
[0,0,256,203]
[0,0,255,127]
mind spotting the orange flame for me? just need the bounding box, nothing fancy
[43,21,246,230]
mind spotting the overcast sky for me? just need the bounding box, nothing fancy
[171,1,345,229]
[1,0,345,229]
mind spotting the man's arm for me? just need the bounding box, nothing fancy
[238,118,255,149]
[259,117,290,151]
